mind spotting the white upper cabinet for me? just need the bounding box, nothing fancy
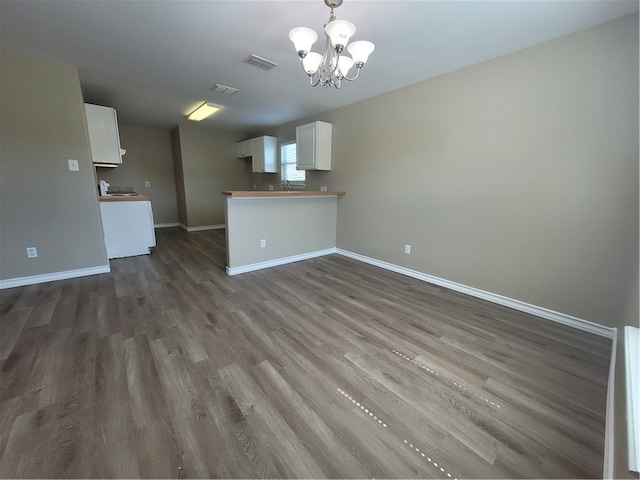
[235,139,252,158]
[85,103,123,164]
[235,135,277,173]
[296,121,332,171]
[251,136,277,173]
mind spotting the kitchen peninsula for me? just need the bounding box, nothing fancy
[222,191,345,275]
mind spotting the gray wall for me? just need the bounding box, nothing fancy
[171,125,249,228]
[98,124,179,226]
[269,14,639,330]
[0,49,108,281]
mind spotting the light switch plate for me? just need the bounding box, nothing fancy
[68,159,79,171]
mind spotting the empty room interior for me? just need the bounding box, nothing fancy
[0,0,638,478]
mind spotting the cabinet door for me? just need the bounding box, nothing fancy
[99,201,155,258]
[296,121,331,170]
[296,123,317,170]
[236,139,252,158]
[235,142,245,158]
[262,136,277,173]
[249,136,277,173]
[251,138,265,172]
[85,104,123,164]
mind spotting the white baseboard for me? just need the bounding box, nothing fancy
[336,249,614,339]
[0,264,111,290]
[154,222,179,228]
[604,328,618,479]
[179,223,225,232]
[226,248,337,276]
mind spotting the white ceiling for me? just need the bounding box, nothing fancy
[1,0,637,132]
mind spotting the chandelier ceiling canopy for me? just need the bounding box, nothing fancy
[289,0,375,89]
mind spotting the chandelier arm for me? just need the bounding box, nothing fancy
[330,49,341,76]
[309,74,321,87]
[298,58,311,76]
[342,66,362,82]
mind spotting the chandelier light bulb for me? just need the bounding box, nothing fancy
[289,27,318,57]
[302,52,323,74]
[333,55,354,76]
[324,19,356,51]
[347,40,375,66]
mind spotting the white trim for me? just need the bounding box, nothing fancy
[179,223,225,232]
[226,248,337,276]
[0,264,111,290]
[154,222,179,228]
[229,195,340,200]
[604,328,618,479]
[625,326,640,473]
[336,249,615,339]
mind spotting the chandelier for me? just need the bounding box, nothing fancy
[289,0,374,89]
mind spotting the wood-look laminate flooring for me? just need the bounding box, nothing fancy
[0,227,611,479]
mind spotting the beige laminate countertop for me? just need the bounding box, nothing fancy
[98,195,151,202]
[222,191,345,197]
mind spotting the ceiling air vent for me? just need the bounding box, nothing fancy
[211,84,239,95]
[244,54,278,71]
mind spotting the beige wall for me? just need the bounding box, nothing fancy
[268,14,639,330]
[171,125,249,228]
[265,17,639,476]
[98,124,179,225]
[171,127,189,226]
[225,195,338,271]
[0,49,108,281]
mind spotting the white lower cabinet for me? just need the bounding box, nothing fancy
[99,200,156,259]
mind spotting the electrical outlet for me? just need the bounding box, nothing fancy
[144,181,150,187]
[26,247,38,258]
[68,159,79,171]
[260,239,266,248]
[268,184,274,191]
[404,244,411,255]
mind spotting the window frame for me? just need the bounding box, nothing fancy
[280,140,305,188]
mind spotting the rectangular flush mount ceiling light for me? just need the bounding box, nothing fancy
[187,102,222,121]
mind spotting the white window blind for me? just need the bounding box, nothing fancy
[280,141,305,185]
